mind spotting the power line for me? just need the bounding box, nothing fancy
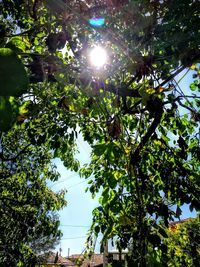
[60,224,90,228]
[50,175,92,190]
[67,177,91,189]
[61,236,87,240]
[49,173,80,188]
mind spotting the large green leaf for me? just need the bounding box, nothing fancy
[0,96,18,132]
[0,96,14,131]
[0,48,28,96]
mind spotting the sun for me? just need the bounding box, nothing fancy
[89,46,108,68]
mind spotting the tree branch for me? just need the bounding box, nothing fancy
[104,83,140,98]
[155,52,200,91]
[177,99,195,113]
[130,98,163,164]
[155,65,186,91]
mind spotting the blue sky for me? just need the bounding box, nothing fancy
[49,134,101,256]
[50,69,198,257]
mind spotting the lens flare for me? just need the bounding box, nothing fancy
[89,46,108,68]
[89,17,105,27]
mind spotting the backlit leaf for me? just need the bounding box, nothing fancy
[0,48,28,96]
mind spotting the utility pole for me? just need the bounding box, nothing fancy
[103,241,108,267]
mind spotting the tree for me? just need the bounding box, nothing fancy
[0,0,200,266]
[164,216,200,266]
[0,127,66,266]
[138,217,200,267]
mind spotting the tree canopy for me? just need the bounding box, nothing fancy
[0,120,66,266]
[0,0,200,266]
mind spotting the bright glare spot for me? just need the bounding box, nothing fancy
[89,46,108,68]
[89,17,105,27]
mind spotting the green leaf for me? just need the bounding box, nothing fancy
[93,143,107,156]
[0,96,17,131]
[0,48,28,96]
[6,36,30,52]
[190,80,198,91]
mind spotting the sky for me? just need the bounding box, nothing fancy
[49,69,198,257]
[49,134,101,257]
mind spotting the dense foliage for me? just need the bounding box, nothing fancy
[0,0,200,266]
[165,217,200,267]
[0,123,66,266]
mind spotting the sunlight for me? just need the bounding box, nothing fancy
[89,46,108,68]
